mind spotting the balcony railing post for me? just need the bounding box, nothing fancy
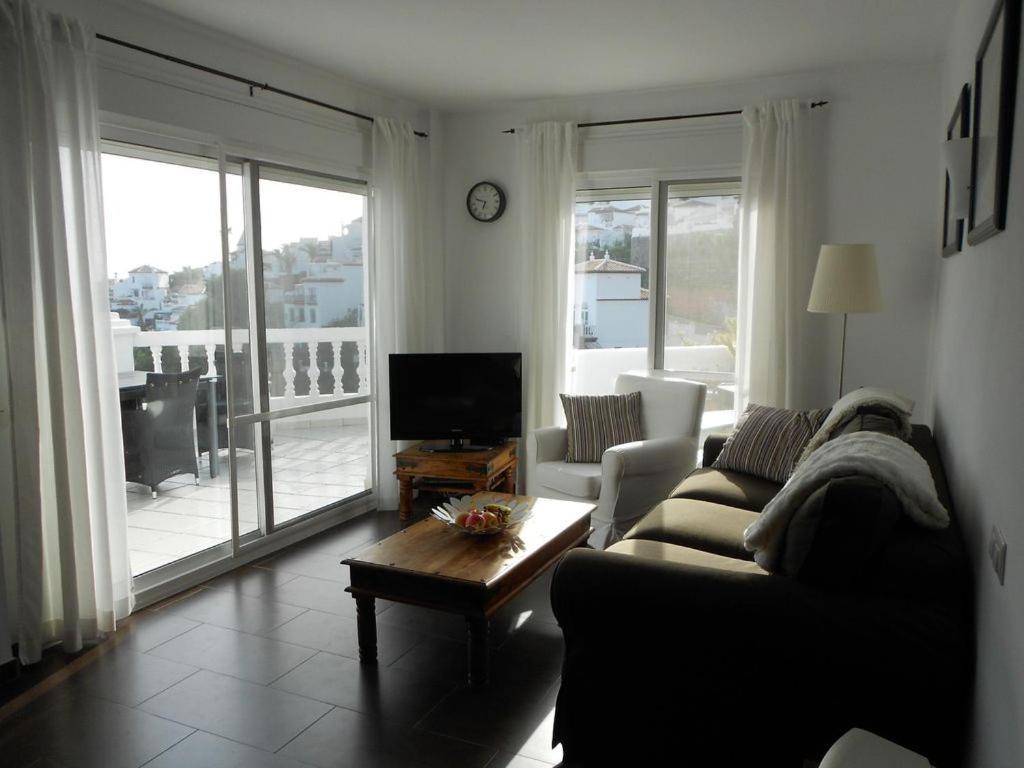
[331,341,343,396]
[282,342,296,399]
[177,344,190,373]
[150,345,163,373]
[310,343,322,397]
[204,343,217,376]
[358,342,368,395]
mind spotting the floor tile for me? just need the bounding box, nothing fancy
[116,611,200,653]
[417,679,562,764]
[144,730,312,768]
[264,575,358,617]
[0,694,193,768]
[279,706,495,768]
[148,623,316,684]
[139,669,331,752]
[65,648,198,706]
[202,565,300,598]
[162,587,307,635]
[272,651,456,725]
[265,609,423,665]
[485,753,555,768]
[261,551,351,583]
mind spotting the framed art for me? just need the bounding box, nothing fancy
[968,0,1021,245]
[943,84,971,257]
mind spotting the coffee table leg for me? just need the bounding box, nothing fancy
[466,616,489,688]
[355,595,377,666]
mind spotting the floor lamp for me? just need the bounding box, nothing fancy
[808,244,882,399]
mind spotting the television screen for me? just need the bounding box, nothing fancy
[389,353,522,445]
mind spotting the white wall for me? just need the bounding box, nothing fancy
[441,62,942,414]
[933,2,1024,765]
[38,0,429,175]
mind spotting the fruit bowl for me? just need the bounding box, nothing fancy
[431,495,532,536]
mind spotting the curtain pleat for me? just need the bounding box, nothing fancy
[371,117,443,508]
[517,122,578,443]
[0,0,133,663]
[735,100,813,412]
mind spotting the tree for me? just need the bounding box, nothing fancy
[169,266,203,293]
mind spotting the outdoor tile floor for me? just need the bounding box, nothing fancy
[126,422,371,576]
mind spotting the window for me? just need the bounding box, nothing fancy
[662,180,741,432]
[569,187,651,394]
[568,179,740,435]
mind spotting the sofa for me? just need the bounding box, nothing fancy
[550,424,971,767]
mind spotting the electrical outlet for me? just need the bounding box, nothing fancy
[988,526,1007,585]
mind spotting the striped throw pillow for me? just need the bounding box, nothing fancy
[560,392,643,463]
[713,404,831,483]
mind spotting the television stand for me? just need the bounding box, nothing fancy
[393,440,518,521]
[422,438,492,453]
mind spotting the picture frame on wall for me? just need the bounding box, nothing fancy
[943,84,971,257]
[968,0,1021,245]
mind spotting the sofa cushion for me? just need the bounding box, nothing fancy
[533,460,602,498]
[624,499,757,560]
[670,467,780,512]
[713,403,830,483]
[560,392,643,462]
[606,539,767,576]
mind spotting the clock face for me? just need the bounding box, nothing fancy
[467,181,506,222]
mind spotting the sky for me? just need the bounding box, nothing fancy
[101,153,365,280]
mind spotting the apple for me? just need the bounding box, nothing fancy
[481,511,500,528]
[455,512,470,527]
[463,512,486,530]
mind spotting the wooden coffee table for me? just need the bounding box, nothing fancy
[343,492,594,687]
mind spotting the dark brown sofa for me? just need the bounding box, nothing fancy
[550,425,971,767]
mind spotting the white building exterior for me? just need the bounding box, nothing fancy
[573,254,648,348]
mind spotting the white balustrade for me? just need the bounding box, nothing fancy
[131,326,369,411]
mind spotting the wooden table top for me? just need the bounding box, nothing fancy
[344,492,594,590]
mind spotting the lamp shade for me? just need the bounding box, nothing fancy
[807,244,882,314]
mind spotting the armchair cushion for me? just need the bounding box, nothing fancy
[560,392,642,462]
[533,460,602,498]
[624,498,758,560]
[670,467,781,512]
[605,539,767,576]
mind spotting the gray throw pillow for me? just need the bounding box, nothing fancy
[713,403,830,484]
[560,392,643,463]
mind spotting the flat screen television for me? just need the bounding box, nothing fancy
[389,353,522,451]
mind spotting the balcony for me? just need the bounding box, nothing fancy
[111,318,371,574]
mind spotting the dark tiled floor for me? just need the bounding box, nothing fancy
[0,508,568,767]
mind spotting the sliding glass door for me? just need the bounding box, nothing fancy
[102,139,373,587]
[229,162,372,540]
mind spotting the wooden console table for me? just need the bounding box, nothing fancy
[393,441,517,520]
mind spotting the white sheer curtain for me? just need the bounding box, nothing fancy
[0,0,133,663]
[371,117,443,508]
[517,122,578,440]
[735,100,813,412]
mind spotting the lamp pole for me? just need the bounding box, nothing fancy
[838,312,847,400]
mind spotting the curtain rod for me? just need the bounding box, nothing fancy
[95,33,429,138]
[501,100,829,134]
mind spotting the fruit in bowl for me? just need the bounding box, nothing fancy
[434,496,532,535]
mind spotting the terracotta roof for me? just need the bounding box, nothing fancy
[575,257,645,274]
[129,265,168,274]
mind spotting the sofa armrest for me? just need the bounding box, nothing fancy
[702,433,728,467]
[528,426,568,464]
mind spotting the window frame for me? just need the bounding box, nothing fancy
[573,171,742,374]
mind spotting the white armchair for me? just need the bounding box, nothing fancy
[526,371,706,548]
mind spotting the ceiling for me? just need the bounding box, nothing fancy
[139,0,957,109]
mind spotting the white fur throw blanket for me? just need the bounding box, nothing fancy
[744,431,948,573]
[797,387,915,466]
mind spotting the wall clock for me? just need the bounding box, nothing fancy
[466,181,506,222]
